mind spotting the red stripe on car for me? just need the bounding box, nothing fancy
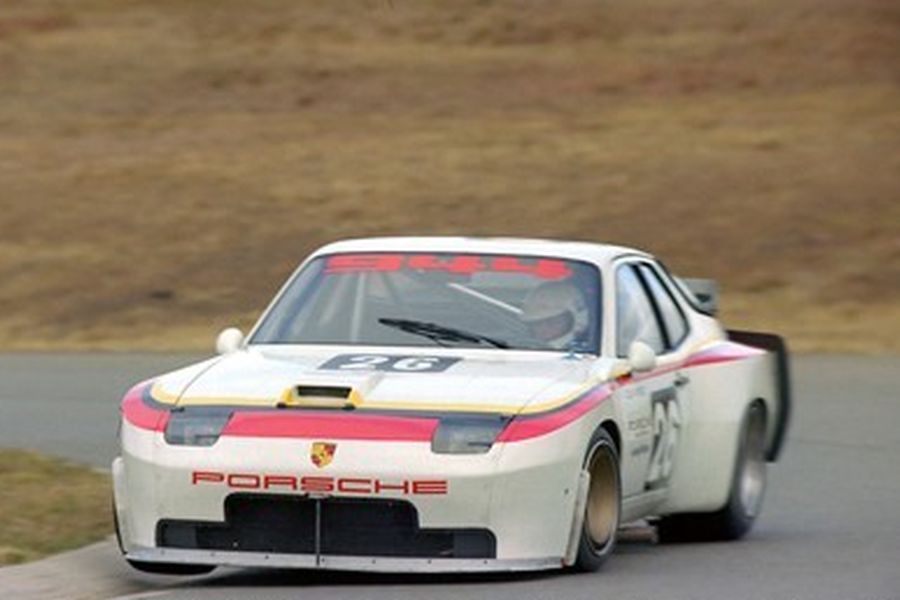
[684,341,764,367]
[121,381,169,431]
[223,412,439,441]
[497,384,613,442]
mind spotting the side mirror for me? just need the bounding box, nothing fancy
[215,327,244,355]
[628,341,657,373]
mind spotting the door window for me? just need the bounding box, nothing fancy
[616,265,665,357]
[637,264,689,349]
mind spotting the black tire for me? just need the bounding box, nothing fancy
[125,558,216,575]
[112,498,125,554]
[126,559,216,576]
[657,402,767,543]
[573,427,621,571]
[114,499,215,576]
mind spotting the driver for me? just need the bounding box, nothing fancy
[521,281,590,349]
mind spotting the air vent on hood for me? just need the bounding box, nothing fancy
[278,385,358,410]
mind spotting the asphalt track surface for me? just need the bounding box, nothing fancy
[1,353,898,600]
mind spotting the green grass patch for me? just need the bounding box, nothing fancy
[0,449,111,566]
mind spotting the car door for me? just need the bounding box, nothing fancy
[614,260,693,498]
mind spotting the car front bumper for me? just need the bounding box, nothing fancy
[113,416,590,572]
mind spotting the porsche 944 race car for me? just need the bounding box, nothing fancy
[112,237,789,574]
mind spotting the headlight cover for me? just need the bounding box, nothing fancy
[431,416,510,454]
[164,408,232,446]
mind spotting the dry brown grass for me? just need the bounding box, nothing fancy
[0,0,897,353]
[0,449,111,565]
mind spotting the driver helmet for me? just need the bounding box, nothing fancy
[522,281,589,348]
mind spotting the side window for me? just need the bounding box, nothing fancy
[637,264,689,349]
[616,265,665,357]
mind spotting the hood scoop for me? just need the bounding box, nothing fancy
[275,372,382,410]
[278,385,357,410]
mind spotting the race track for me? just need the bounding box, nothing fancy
[1,354,898,599]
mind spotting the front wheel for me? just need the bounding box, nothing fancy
[573,428,621,571]
[658,401,767,542]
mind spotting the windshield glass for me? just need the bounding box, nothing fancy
[251,252,602,352]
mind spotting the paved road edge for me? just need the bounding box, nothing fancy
[0,538,182,600]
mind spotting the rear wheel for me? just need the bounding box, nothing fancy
[573,428,621,571]
[658,401,767,542]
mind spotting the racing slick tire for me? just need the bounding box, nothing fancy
[657,401,767,543]
[573,427,621,571]
[113,500,215,576]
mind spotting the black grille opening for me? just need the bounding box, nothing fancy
[160,494,316,554]
[158,494,496,559]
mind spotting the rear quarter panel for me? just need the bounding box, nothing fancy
[659,347,779,514]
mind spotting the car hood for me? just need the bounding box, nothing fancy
[149,345,619,416]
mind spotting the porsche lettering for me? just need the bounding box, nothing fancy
[191,470,449,495]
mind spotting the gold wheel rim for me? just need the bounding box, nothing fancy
[586,444,619,549]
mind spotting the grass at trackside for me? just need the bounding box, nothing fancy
[0,449,111,566]
[0,0,897,353]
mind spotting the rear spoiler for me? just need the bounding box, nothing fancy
[727,330,791,461]
[677,278,719,316]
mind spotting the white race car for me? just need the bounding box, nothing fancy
[112,237,789,574]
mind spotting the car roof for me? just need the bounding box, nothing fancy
[310,236,651,268]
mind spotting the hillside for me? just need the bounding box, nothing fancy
[1,0,897,352]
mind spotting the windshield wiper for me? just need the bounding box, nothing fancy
[378,318,509,349]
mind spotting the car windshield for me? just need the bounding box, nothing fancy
[251,252,602,353]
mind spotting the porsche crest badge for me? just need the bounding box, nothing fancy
[310,442,337,468]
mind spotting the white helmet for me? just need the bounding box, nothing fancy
[522,281,589,348]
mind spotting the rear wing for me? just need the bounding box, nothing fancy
[727,330,791,461]
[678,278,719,316]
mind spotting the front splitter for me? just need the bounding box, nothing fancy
[126,546,562,573]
